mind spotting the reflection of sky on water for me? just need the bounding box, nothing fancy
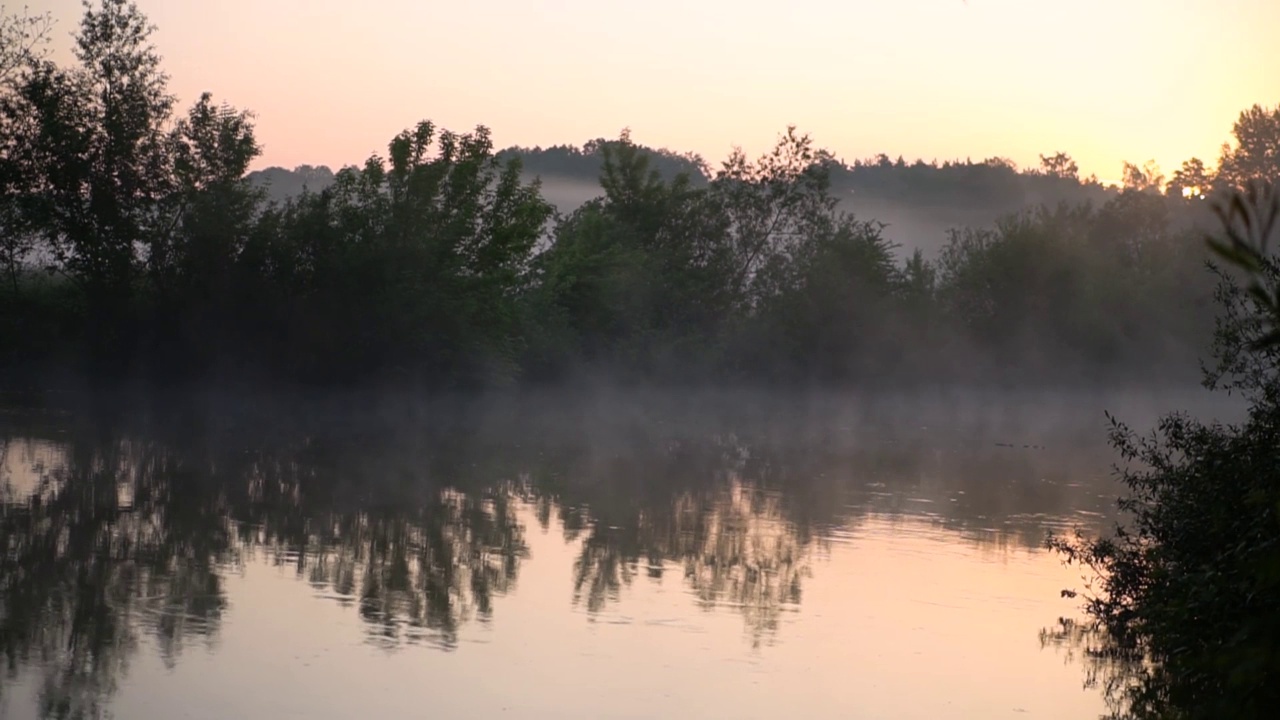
[3,390,1235,719]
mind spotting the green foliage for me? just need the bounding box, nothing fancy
[740,215,900,381]
[0,2,561,388]
[238,122,554,386]
[713,126,835,302]
[1205,181,1280,350]
[1049,182,1280,719]
[0,1,1274,394]
[530,131,731,379]
[0,0,181,377]
[933,196,1212,383]
[1050,396,1280,720]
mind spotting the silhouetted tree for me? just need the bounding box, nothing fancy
[1217,104,1280,190]
[1122,160,1165,193]
[2,0,178,375]
[0,4,50,86]
[713,126,835,303]
[1167,157,1215,199]
[1039,151,1079,180]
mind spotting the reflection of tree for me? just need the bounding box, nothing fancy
[558,433,815,646]
[0,395,1123,716]
[0,435,229,720]
[0,416,532,716]
[570,481,810,646]
[275,490,528,649]
[1039,618,1146,720]
[677,481,808,644]
[560,436,734,614]
[558,419,1118,652]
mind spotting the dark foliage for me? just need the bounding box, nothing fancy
[0,2,1273,395]
[1048,183,1280,720]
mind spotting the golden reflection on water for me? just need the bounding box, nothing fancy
[0,395,1160,720]
[6,505,1099,720]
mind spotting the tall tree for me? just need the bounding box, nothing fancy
[8,0,175,300]
[1122,160,1165,193]
[0,6,52,295]
[0,4,51,87]
[1038,151,1079,180]
[1166,157,1215,199]
[712,126,835,304]
[154,92,261,291]
[532,130,730,376]
[254,120,554,385]
[1217,104,1280,190]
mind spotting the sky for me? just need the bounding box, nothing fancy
[30,0,1280,181]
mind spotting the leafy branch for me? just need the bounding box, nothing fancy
[1206,180,1280,348]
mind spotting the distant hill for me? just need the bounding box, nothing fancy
[244,144,1121,256]
[246,164,337,203]
[827,158,1116,255]
[504,144,1119,256]
[496,140,710,185]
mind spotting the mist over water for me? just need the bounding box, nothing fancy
[0,387,1245,719]
[4,0,1277,716]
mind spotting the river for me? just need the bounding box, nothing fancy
[0,388,1240,719]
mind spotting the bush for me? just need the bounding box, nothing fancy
[1049,183,1280,720]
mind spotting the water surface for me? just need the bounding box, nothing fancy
[0,389,1236,719]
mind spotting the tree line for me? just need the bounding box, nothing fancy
[2,1,1278,392]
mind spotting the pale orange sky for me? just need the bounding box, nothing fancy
[32,0,1280,180]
